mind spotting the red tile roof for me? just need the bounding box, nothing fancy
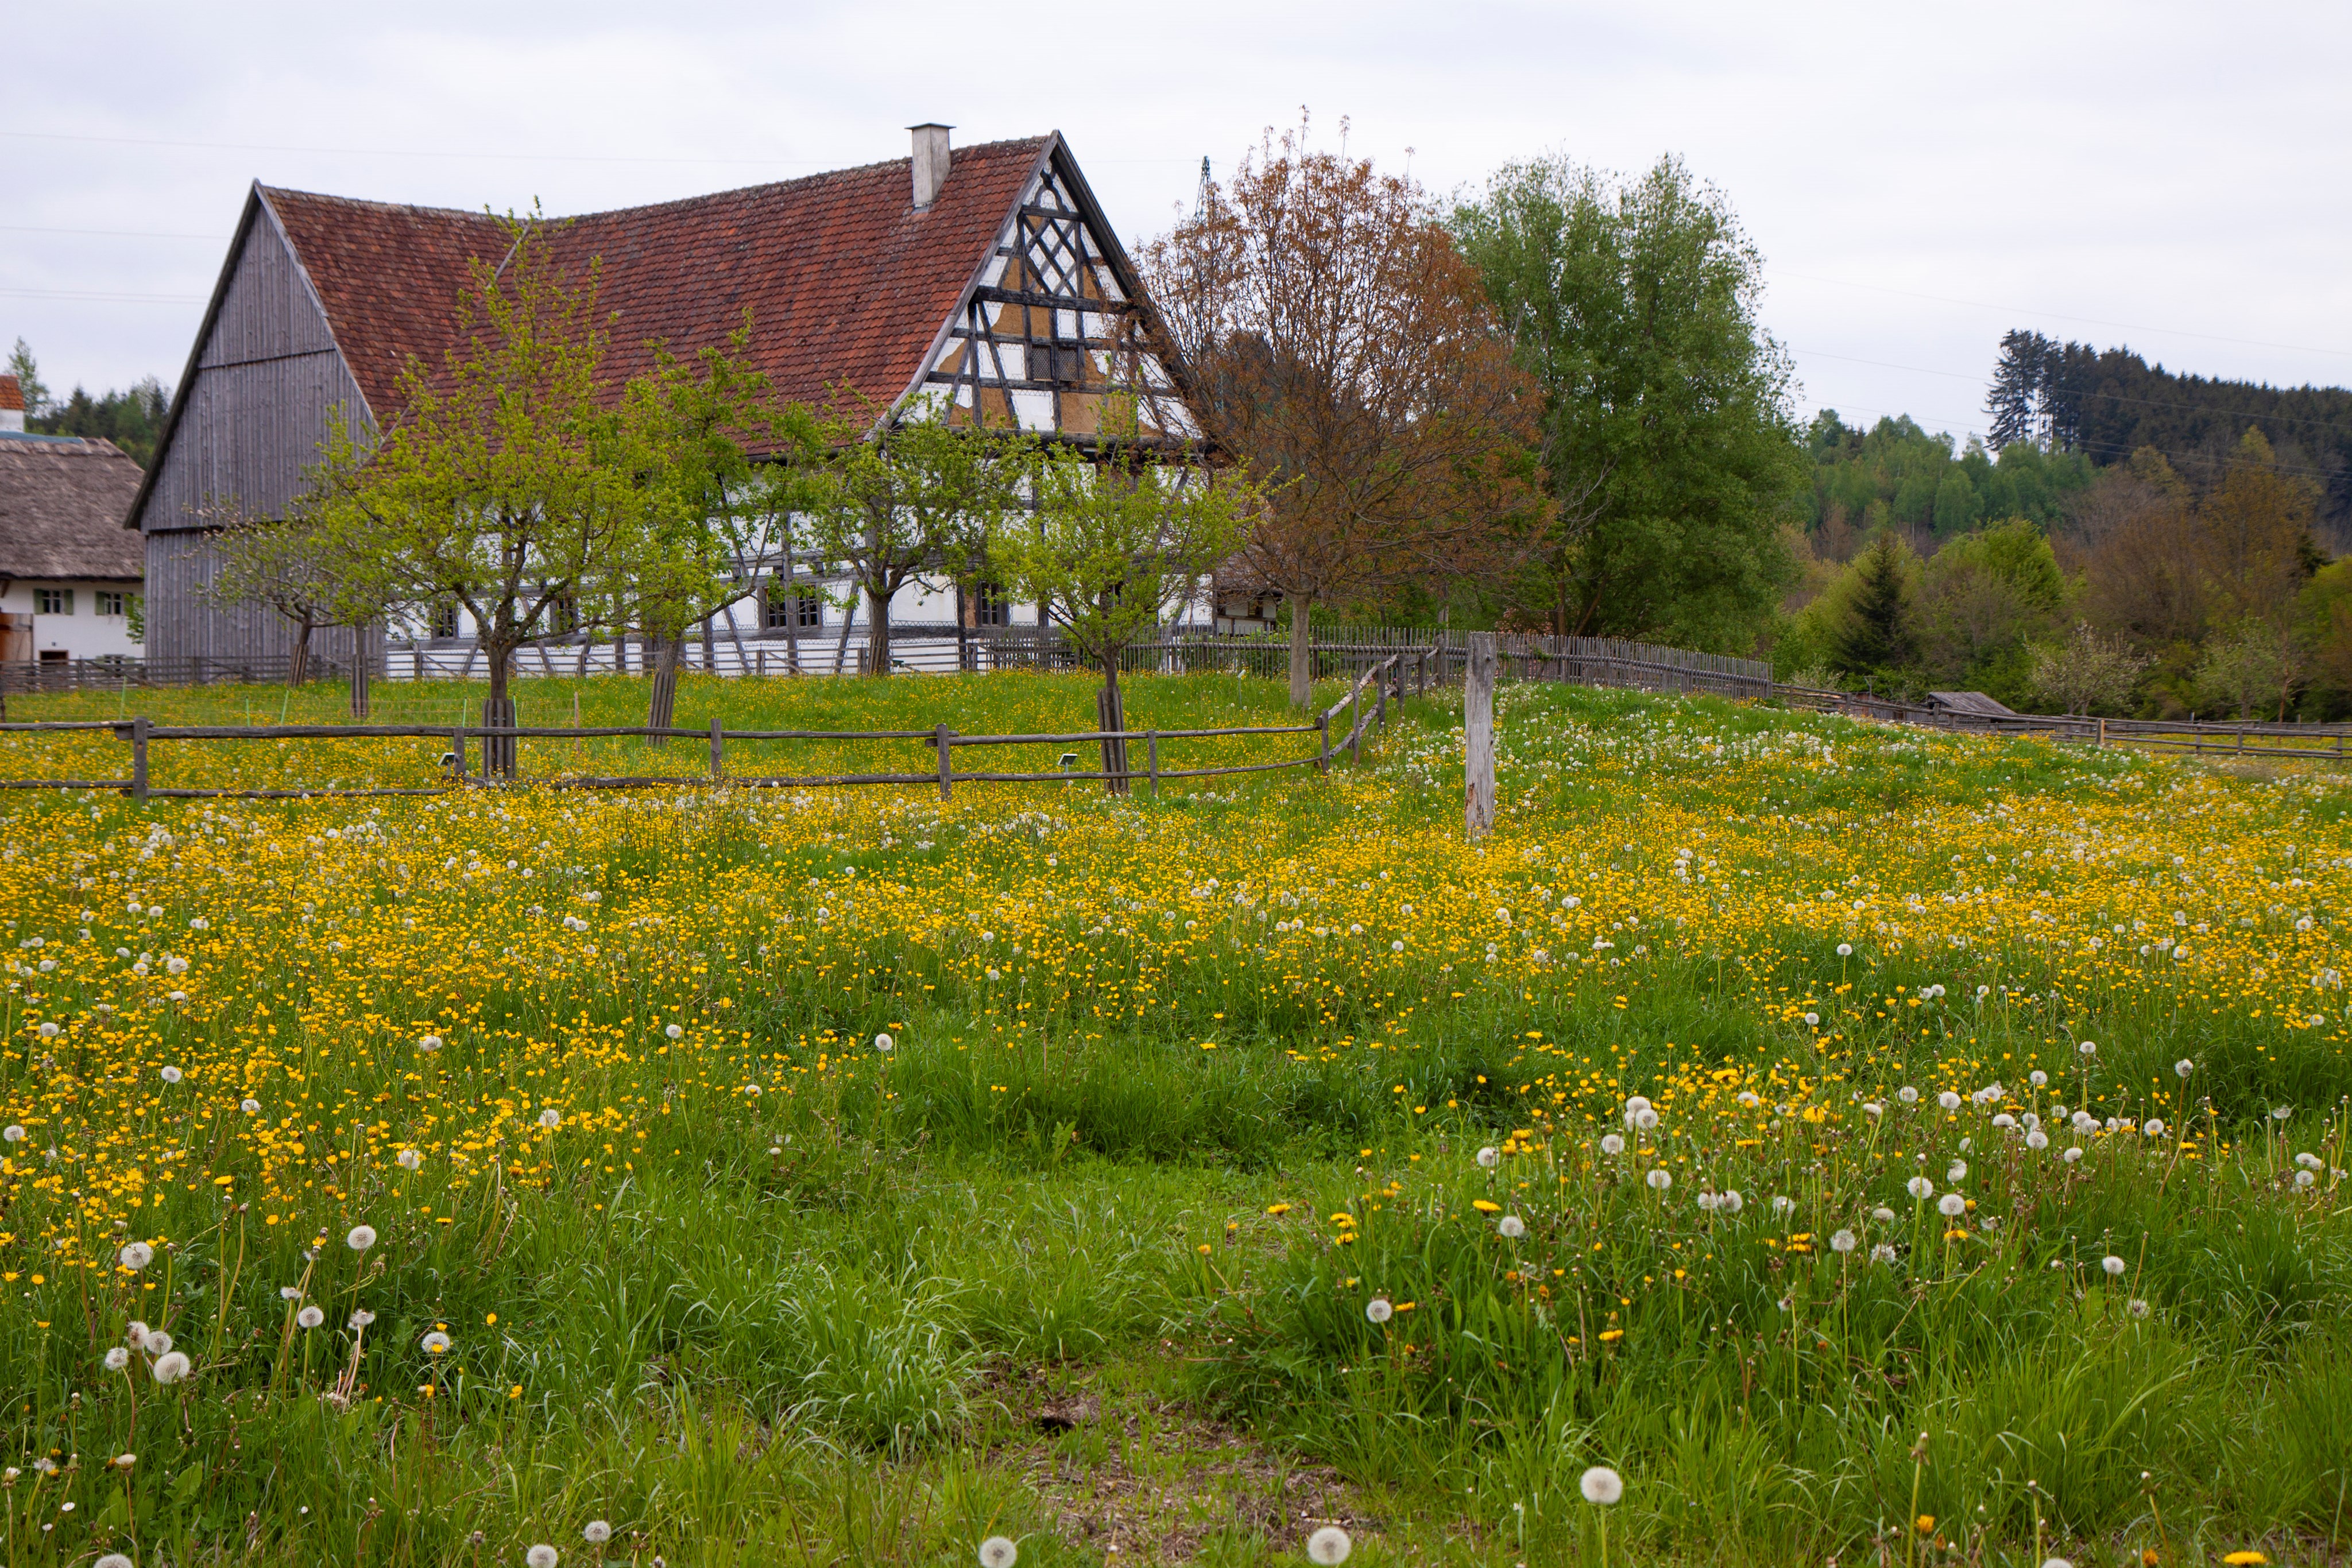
[0,374,23,413]
[264,135,1053,439]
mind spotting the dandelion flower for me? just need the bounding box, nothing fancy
[2063,1147,2084,1164]
[1804,1012,1820,1027]
[1872,1206,1895,1222]
[1836,943,1852,957]
[537,1108,562,1130]
[1937,1193,1967,1217]
[349,1310,376,1329]
[1937,1091,1962,1112]
[1907,1177,1934,1200]
[2102,1255,2127,1276]
[873,1032,893,1052]
[297,1306,325,1329]
[977,1536,1019,1568]
[2295,1169,2316,1188]
[1633,1107,1659,1131]
[1831,1229,1856,1253]
[1771,1195,1796,1217]
[241,1098,261,1114]
[2078,1040,2096,1057]
[397,1149,423,1170]
[2143,1118,2164,1138]
[1498,1215,1526,1238]
[1870,1243,1898,1264]
[1947,1159,1968,1181]
[583,1521,612,1544]
[280,1286,303,1301]
[160,1065,183,1084]
[421,1331,452,1355]
[1,1125,20,1141]
[527,1546,559,1568]
[1897,1086,1919,1104]
[1306,1525,1353,1563]
[1862,1102,1883,1118]
[2029,1070,2048,1087]
[2026,1129,2050,1150]
[1646,1168,1672,1191]
[1477,1146,1500,1169]
[2127,1298,2151,1319]
[104,1346,130,1371]
[1580,1465,1624,1505]
[119,1241,153,1271]
[417,1035,443,1052]
[126,1321,150,1346]
[347,1225,377,1252]
[1365,1298,1394,1324]
[2174,1059,2194,1078]
[2272,1105,2292,1121]
[2222,1554,2269,1565]
[665,1023,684,1040]
[146,1330,172,1356]
[1720,1190,1744,1214]
[95,1556,134,1568]
[1600,1133,1625,1156]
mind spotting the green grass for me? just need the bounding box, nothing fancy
[0,671,2347,1566]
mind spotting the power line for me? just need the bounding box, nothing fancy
[0,286,204,303]
[0,128,823,167]
[0,224,229,240]
[1797,345,2352,437]
[1770,268,2352,361]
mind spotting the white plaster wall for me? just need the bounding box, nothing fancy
[0,579,145,660]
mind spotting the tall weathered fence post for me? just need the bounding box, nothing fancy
[1465,633,1495,839]
[350,628,372,719]
[935,724,954,801]
[1317,712,1330,775]
[1146,729,1160,799]
[481,698,516,779]
[709,716,725,781]
[130,715,149,806]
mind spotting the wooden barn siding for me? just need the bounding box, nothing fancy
[144,201,369,664]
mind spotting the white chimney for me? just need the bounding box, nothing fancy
[910,123,953,209]
[0,374,24,433]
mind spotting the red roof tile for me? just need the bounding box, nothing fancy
[264,135,1053,439]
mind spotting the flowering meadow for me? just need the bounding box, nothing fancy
[1,672,2347,1566]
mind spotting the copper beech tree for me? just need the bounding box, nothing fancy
[1143,118,1549,706]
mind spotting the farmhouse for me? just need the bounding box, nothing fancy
[1,374,147,667]
[128,126,1199,668]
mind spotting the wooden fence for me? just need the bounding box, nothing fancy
[1,624,1770,695]
[1776,686,2352,764]
[0,653,1419,803]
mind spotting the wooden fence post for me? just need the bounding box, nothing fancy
[1146,729,1159,799]
[710,716,725,781]
[936,724,954,800]
[1350,682,1363,763]
[130,715,149,806]
[451,727,467,781]
[1317,712,1330,775]
[1465,632,1495,839]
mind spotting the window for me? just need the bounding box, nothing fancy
[765,582,823,630]
[430,602,462,639]
[95,590,126,617]
[33,588,72,615]
[38,649,67,664]
[546,595,580,637]
[973,582,1013,627]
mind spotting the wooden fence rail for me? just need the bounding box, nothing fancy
[0,651,1425,804]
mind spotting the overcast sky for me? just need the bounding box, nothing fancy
[6,0,2348,447]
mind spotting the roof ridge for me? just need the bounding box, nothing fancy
[259,135,1054,228]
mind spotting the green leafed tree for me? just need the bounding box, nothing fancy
[991,412,1257,790]
[292,215,652,742]
[1452,153,1807,650]
[795,394,1035,677]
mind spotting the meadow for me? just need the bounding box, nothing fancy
[0,669,2347,1567]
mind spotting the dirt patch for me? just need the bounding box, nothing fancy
[996,1367,1381,1564]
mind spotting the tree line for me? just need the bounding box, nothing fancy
[6,339,170,467]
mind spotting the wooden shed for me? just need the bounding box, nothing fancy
[1924,691,2019,721]
[126,127,1198,664]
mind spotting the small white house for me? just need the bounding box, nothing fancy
[0,378,148,665]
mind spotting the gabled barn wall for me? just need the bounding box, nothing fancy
[141,196,368,664]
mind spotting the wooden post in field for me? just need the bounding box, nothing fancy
[936,724,954,800]
[129,715,149,806]
[2097,717,2106,748]
[1465,632,1495,839]
[1146,729,1159,799]
[1317,712,1330,775]
[709,716,725,781]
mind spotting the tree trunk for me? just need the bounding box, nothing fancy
[1287,597,1314,708]
[483,642,517,779]
[866,583,892,676]
[288,618,314,687]
[646,633,684,745]
[1098,658,1129,797]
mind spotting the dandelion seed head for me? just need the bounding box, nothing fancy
[977,1536,1019,1568]
[103,1346,129,1371]
[1831,1229,1856,1253]
[1498,1215,1526,1238]
[526,1546,559,1568]
[347,1225,377,1252]
[118,1241,153,1271]
[297,1305,324,1329]
[1646,1168,1672,1191]
[1836,943,1852,957]
[1600,1133,1625,1156]
[1580,1465,1624,1505]
[1937,1193,1967,1217]
[1365,1297,1394,1324]
[583,1521,612,1544]
[1477,1147,1500,1169]
[2102,1255,2127,1276]
[1907,1176,1934,1200]
[417,1035,443,1052]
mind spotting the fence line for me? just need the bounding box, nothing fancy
[0,652,1422,803]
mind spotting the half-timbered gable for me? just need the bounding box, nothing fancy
[128,128,1202,664]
